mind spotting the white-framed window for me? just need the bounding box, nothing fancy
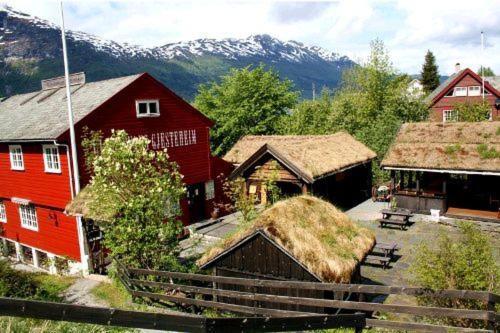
[0,202,6,223]
[42,144,61,173]
[136,100,160,118]
[453,87,467,97]
[205,180,215,200]
[443,110,459,123]
[468,86,481,96]
[19,204,38,231]
[9,145,24,170]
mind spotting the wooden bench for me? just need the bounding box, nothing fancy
[364,255,391,269]
[377,218,408,230]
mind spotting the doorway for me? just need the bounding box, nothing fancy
[187,183,206,223]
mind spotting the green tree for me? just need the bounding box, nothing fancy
[478,66,495,76]
[194,64,299,155]
[411,222,499,328]
[84,130,185,270]
[420,50,440,94]
[279,40,428,183]
[278,89,334,135]
[454,100,491,122]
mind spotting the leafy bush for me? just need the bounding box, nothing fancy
[0,260,38,298]
[453,101,491,122]
[411,222,499,328]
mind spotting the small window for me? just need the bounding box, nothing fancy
[468,86,480,96]
[19,204,38,231]
[9,145,24,170]
[0,202,6,223]
[443,110,458,123]
[205,180,215,200]
[453,87,467,97]
[43,145,61,173]
[136,100,160,117]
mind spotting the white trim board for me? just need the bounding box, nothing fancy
[383,166,500,176]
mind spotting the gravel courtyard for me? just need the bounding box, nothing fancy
[347,199,500,287]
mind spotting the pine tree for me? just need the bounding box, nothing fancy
[420,50,440,94]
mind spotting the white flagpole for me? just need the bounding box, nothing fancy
[60,1,88,274]
[481,31,485,100]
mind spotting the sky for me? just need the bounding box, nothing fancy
[3,0,500,75]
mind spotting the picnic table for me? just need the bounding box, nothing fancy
[378,209,413,230]
[373,242,400,257]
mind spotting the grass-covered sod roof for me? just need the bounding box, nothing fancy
[198,195,375,283]
[224,132,377,180]
[381,122,500,173]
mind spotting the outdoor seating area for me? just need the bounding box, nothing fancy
[377,208,413,230]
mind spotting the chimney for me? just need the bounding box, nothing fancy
[41,72,86,90]
[455,63,461,73]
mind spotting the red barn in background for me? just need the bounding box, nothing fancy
[425,64,500,122]
[0,72,232,273]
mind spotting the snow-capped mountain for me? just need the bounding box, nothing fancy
[0,6,355,99]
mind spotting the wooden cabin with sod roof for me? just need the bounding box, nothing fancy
[381,121,500,222]
[198,195,375,312]
[224,133,377,209]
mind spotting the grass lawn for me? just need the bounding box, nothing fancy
[91,279,135,309]
[0,317,134,333]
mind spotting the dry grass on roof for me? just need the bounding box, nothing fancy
[224,132,377,179]
[64,186,115,222]
[198,195,375,283]
[381,122,500,172]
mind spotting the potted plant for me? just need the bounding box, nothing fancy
[211,207,220,220]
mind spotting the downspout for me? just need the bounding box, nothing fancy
[54,141,90,274]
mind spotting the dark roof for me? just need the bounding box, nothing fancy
[424,68,500,105]
[423,70,463,104]
[0,74,142,141]
[485,76,500,90]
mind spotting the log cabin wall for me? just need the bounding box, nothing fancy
[211,233,328,313]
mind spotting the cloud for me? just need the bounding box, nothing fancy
[270,1,333,23]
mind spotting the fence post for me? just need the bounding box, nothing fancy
[354,312,365,332]
[486,297,495,332]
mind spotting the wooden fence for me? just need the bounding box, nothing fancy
[0,297,365,332]
[116,263,500,333]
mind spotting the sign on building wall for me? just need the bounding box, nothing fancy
[148,129,197,150]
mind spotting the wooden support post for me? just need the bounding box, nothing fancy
[390,170,395,191]
[416,172,420,193]
[301,183,309,194]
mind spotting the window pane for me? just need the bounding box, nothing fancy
[454,87,467,96]
[468,86,480,96]
[138,102,148,114]
[149,102,158,114]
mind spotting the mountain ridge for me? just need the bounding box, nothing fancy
[0,5,355,99]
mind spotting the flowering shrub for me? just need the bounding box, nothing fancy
[85,130,185,271]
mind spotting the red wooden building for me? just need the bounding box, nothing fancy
[0,72,231,273]
[425,64,500,122]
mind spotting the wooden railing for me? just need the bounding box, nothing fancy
[0,297,365,332]
[116,263,499,333]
